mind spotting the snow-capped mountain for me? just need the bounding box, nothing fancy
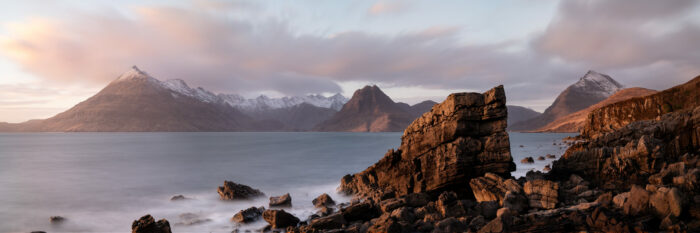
[572,70,623,98]
[219,93,348,112]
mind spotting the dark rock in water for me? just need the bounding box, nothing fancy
[269,193,292,207]
[49,216,65,224]
[543,164,551,172]
[521,157,534,164]
[170,195,188,201]
[30,231,46,233]
[546,154,556,159]
[232,206,265,223]
[217,180,264,200]
[131,214,171,233]
[312,193,335,208]
[524,179,558,209]
[537,156,545,161]
[316,206,334,216]
[340,85,514,198]
[262,209,299,229]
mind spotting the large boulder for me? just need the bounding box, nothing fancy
[232,206,265,223]
[340,86,515,198]
[262,209,299,229]
[269,193,292,207]
[131,214,171,233]
[469,173,523,205]
[217,180,264,200]
[523,179,559,209]
[312,193,336,208]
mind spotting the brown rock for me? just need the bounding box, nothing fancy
[523,179,559,209]
[649,187,682,218]
[436,191,467,217]
[434,217,467,233]
[132,214,171,233]
[49,216,65,224]
[622,185,650,216]
[537,156,545,161]
[262,209,299,229]
[309,213,346,230]
[217,180,264,200]
[546,154,557,159]
[521,157,534,164]
[232,206,265,223]
[339,86,514,198]
[312,193,335,208]
[469,173,523,205]
[269,193,292,207]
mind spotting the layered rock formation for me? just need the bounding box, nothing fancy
[217,181,264,200]
[583,75,699,137]
[339,85,515,198]
[131,215,171,233]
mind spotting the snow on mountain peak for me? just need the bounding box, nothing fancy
[573,70,623,97]
[162,79,220,103]
[115,65,153,82]
[219,93,348,112]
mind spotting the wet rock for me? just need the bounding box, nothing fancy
[340,86,514,198]
[131,214,172,233]
[537,156,546,161]
[469,173,522,205]
[317,206,334,216]
[49,216,65,224]
[543,165,551,172]
[269,193,292,207]
[170,195,188,201]
[217,180,264,200]
[312,193,335,208]
[262,209,300,229]
[524,179,559,209]
[309,213,346,230]
[232,206,265,223]
[546,154,556,159]
[521,157,534,164]
[469,215,487,231]
[379,198,405,213]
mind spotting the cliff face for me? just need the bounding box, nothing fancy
[339,85,514,198]
[582,76,699,138]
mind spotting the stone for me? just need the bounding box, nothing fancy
[496,207,517,218]
[469,215,487,231]
[523,179,559,209]
[649,187,682,218]
[262,209,300,229]
[434,217,467,233]
[341,201,379,222]
[543,164,551,172]
[390,207,415,223]
[537,156,546,161]
[546,154,557,159]
[339,86,514,198]
[217,180,264,200]
[476,201,499,219]
[170,195,188,201]
[436,191,467,217]
[232,206,265,223]
[521,157,534,164]
[469,173,523,205]
[49,216,65,224]
[309,213,346,230]
[612,192,629,209]
[317,206,334,217]
[379,198,405,213]
[502,191,528,213]
[269,193,292,207]
[622,185,650,216]
[312,193,335,208]
[131,214,171,233]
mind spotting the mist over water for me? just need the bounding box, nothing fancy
[0,132,573,232]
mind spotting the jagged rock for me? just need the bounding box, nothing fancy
[649,186,682,218]
[340,86,514,198]
[131,214,171,233]
[309,213,346,230]
[217,180,264,200]
[476,201,499,219]
[341,200,379,222]
[469,215,487,231]
[469,173,522,205]
[435,191,468,217]
[537,156,545,161]
[521,157,534,164]
[434,217,467,233]
[317,206,334,217]
[502,191,528,213]
[312,193,335,208]
[543,165,551,172]
[622,185,650,216]
[390,207,415,223]
[546,154,556,159]
[49,216,65,224]
[262,209,299,229]
[524,179,559,209]
[270,193,292,207]
[612,192,629,209]
[232,206,265,223]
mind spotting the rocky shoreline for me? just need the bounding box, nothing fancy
[128,80,698,233]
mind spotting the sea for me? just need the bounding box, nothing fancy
[0,132,575,232]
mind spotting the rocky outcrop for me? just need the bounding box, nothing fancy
[312,193,335,208]
[262,209,299,229]
[469,173,522,205]
[217,181,264,200]
[232,206,265,223]
[582,75,699,137]
[269,193,292,207]
[340,85,514,198]
[523,179,559,209]
[131,215,171,233]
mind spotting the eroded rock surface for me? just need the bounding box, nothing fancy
[217,180,264,200]
[131,214,171,233]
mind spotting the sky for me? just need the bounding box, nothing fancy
[0,0,699,123]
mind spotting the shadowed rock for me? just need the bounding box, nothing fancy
[131,214,171,233]
[217,180,264,200]
[312,193,336,208]
[262,209,299,229]
[232,206,265,223]
[269,193,292,207]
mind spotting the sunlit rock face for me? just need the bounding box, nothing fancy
[340,85,515,198]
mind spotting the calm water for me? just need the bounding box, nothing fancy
[0,132,574,232]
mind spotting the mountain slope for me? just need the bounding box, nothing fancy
[313,85,415,132]
[1,66,255,132]
[506,105,541,127]
[244,103,337,131]
[510,70,623,131]
[536,87,657,132]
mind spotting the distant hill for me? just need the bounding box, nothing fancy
[506,105,541,127]
[510,70,623,131]
[535,87,657,132]
[313,85,418,132]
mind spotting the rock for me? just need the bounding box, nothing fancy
[434,217,467,233]
[131,214,171,233]
[622,185,650,216]
[476,201,499,219]
[436,191,467,217]
[612,192,629,209]
[379,198,405,213]
[390,207,415,223]
[312,193,335,208]
[49,216,65,224]
[317,206,334,216]
[217,180,264,200]
[521,157,534,164]
[341,201,379,222]
[595,192,613,207]
[367,215,402,233]
[543,164,551,172]
[403,192,430,207]
[469,173,523,205]
[496,207,517,218]
[523,179,559,209]
[170,195,188,201]
[469,215,487,231]
[546,154,556,159]
[232,206,265,223]
[502,191,528,213]
[339,86,514,198]
[262,209,300,229]
[309,213,346,230]
[269,193,292,207]
[649,187,682,218]
[537,156,545,161]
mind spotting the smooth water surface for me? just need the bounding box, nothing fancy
[0,132,573,232]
